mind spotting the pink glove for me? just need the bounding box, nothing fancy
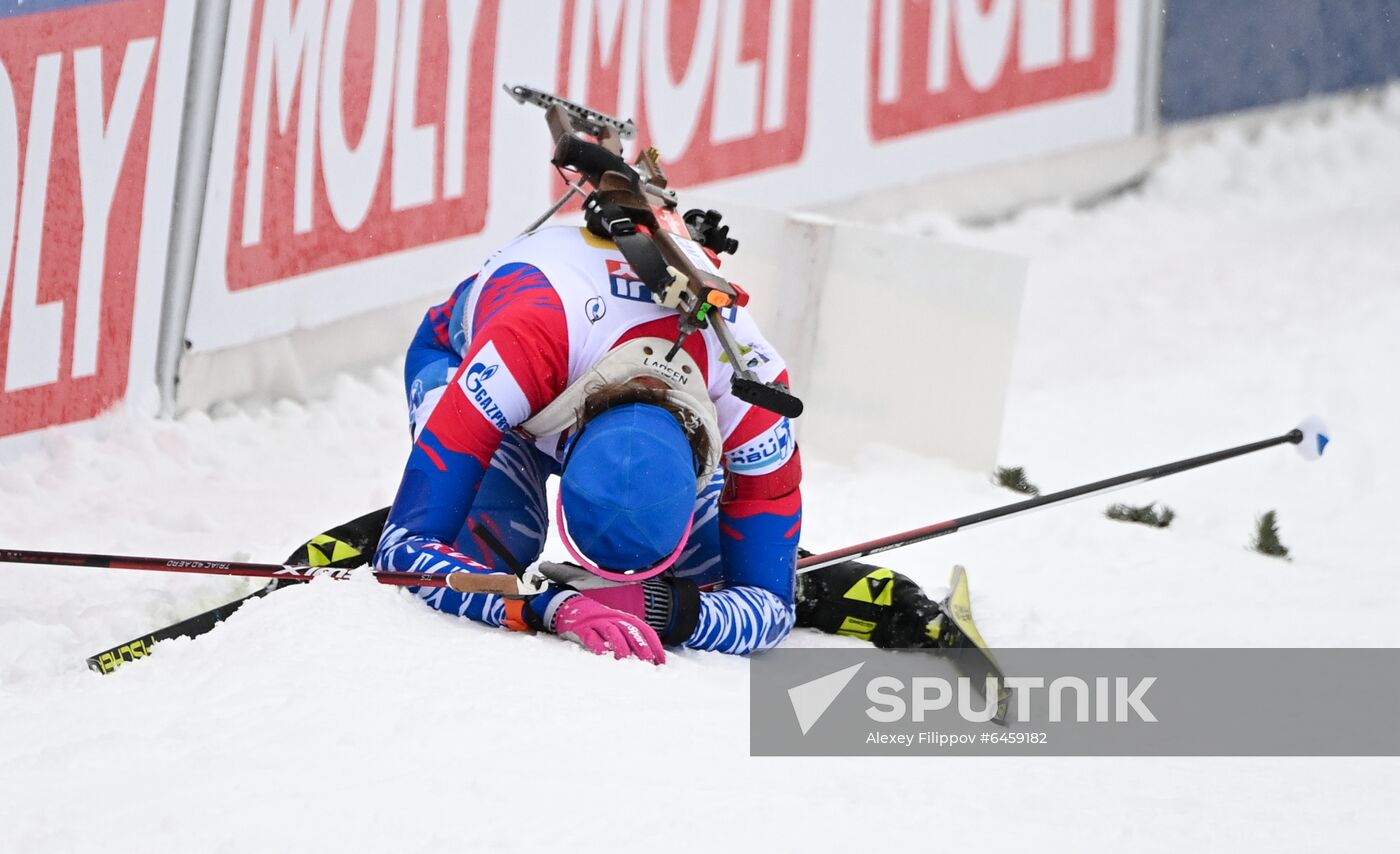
[552,594,666,665]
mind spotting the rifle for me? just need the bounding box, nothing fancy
[505,84,803,420]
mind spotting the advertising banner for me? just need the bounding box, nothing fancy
[185,0,520,354]
[555,0,812,186]
[181,0,1137,360]
[0,0,191,439]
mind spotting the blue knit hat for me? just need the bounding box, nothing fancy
[558,403,696,578]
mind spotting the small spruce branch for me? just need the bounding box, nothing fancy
[993,466,1040,496]
[1105,502,1176,529]
[1251,510,1291,559]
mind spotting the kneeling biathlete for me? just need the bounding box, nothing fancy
[294,224,952,663]
[374,224,803,661]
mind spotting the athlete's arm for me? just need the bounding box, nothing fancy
[683,380,802,654]
[375,263,570,627]
[402,275,474,436]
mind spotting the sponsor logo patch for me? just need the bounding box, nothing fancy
[720,341,772,370]
[585,296,606,323]
[456,341,530,431]
[607,259,652,302]
[726,417,795,475]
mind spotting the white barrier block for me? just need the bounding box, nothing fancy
[799,221,1026,472]
[687,195,1026,472]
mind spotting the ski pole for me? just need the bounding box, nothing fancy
[797,417,1330,573]
[0,547,536,596]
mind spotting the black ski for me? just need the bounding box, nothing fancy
[85,508,389,674]
[86,582,280,673]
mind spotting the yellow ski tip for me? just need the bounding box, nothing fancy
[947,565,991,650]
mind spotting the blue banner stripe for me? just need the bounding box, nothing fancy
[1,0,125,21]
[1162,0,1400,123]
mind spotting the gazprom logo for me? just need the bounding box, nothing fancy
[456,342,529,432]
[464,361,508,429]
[465,361,499,392]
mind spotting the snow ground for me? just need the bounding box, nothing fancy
[3,91,1400,851]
